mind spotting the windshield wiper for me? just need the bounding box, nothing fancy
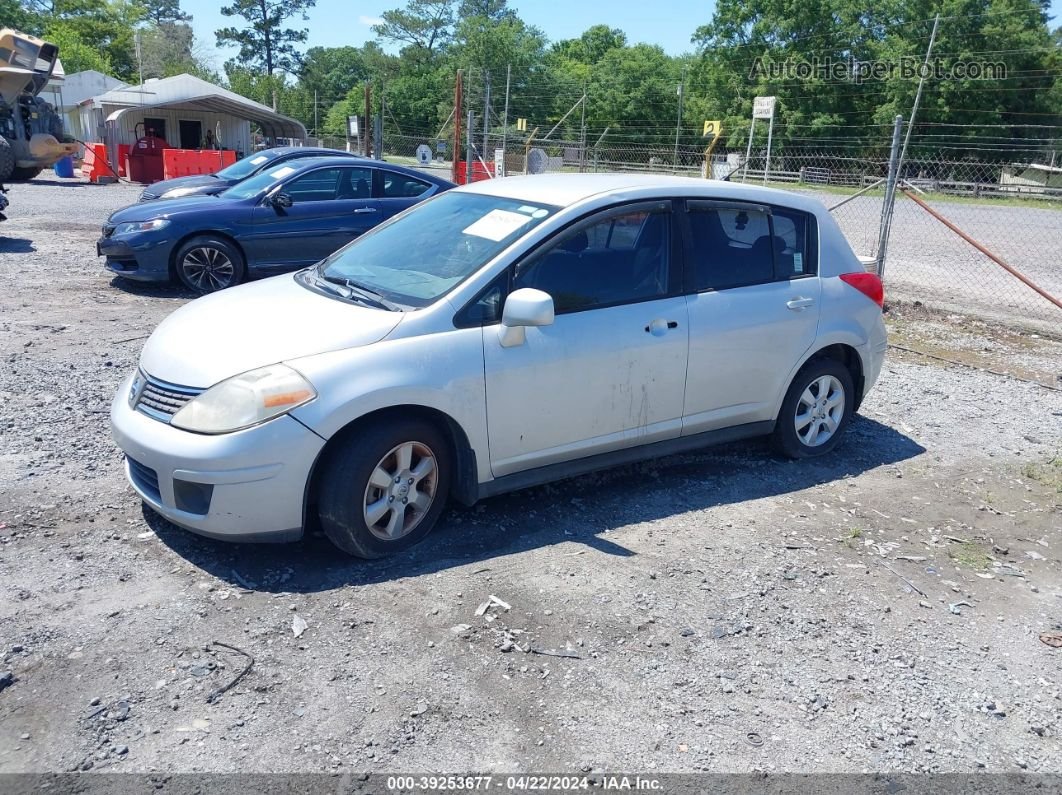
[319,274,402,311]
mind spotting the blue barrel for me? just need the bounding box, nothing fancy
[53,155,75,178]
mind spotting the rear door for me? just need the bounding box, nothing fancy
[680,200,821,433]
[248,165,377,268]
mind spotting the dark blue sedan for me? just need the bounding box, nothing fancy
[98,157,454,293]
[138,146,367,202]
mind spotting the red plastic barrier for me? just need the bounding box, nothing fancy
[80,143,112,182]
[162,149,238,180]
[453,161,494,185]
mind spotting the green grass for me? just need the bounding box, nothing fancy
[1023,457,1062,493]
[949,542,992,570]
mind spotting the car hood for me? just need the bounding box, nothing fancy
[143,174,225,197]
[109,194,242,223]
[139,274,403,387]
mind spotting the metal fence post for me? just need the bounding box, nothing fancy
[876,115,904,280]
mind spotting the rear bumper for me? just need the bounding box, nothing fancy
[111,373,326,542]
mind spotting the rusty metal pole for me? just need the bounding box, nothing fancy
[363,83,371,158]
[452,70,463,183]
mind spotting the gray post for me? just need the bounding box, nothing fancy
[876,115,904,280]
[763,112,775,184]
[579,82,587,172]
[673,70,685,173]
[742,118,756,181]
[898,13,940,172]
[500,64,510,168]
[482,72,491,163]
[466,110,474,185]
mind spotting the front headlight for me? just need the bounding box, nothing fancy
[170,364,317,434]
[114,219,171,235]
[161,187,202,199]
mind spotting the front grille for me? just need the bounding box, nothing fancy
[127,456,161,501]
[134,373,203,423]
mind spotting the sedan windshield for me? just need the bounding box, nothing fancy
[218,163,302,200]
[215,150,280,181]
[316,192,558,308]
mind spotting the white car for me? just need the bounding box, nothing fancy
[111,174,887,558]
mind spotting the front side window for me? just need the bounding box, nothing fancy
[316,192,557,307]
[512,207,671,313]
[689,204,811,291]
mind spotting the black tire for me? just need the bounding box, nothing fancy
[318,419,452,558]
[174,235,246,294]
[0,138,14,182]
[773,357,855,459]
[10,166,41,181]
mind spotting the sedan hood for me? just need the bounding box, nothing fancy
[109,194,241,223]
[139,274,403,387]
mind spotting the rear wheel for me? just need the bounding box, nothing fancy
[174,235,245,294]
[0,138,14,182]
[10,166,41,181]
[773,357,854,459]
[318,419,451,558]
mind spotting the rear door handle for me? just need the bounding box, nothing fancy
[786,297,815,311]
[353,207,378,214]
[644,319,679,336]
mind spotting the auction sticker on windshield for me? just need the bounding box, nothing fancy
[462,209,536,242]
[249,155,268,165]
[269,166,297,179]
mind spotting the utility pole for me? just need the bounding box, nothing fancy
[363,83,372,157]
[674,67,685,172]
[313,90,318,143]
[580,81,587,172]
[898,13,940,173]
[500,64,511,175]
[453,70,463,183]
[482,71,491,165]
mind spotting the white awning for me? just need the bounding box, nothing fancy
[103,93,306,140]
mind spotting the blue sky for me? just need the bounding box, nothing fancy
[183,0,1062,70]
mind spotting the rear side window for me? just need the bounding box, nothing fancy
[688,204,812,291]
[382,171,432,198]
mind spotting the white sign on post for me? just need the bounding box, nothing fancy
[347,115,359,136]
[752,96,777,120]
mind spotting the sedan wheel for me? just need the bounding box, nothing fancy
[175,236,246,294]
[773,358,854,459]
[319,419,452,558]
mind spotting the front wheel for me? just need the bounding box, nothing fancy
[773,358,854,459]
[10,166,41,181]
[318,419,452,558]
[174,236,245,294]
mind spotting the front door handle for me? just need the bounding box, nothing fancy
[645,319,679,336]
[353,207,378,214]
[786,297,815,311]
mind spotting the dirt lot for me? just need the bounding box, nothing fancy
[1,175,1061,777]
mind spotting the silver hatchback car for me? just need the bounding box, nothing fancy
[111,174,886,558]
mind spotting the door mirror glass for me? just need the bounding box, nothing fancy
[502,288,554,328]
[271,192,293,209]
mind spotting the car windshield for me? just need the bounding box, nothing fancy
[218,163,302,200]
[316,192,558,308]
[215,150,282,181]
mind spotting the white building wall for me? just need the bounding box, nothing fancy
[98,106,253,156]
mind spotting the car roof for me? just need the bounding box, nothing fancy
[267,156,454,186]
[456,173,823,214]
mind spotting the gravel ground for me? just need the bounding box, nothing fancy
[1,175,1061,776]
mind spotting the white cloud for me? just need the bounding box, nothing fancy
[359,15,385,26]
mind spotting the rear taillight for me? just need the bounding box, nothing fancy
[839,272,884,308]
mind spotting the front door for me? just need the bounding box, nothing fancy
[680,200,822,433]
[178,120,202,150]
[248,165,378,268]
[483,202,689,477]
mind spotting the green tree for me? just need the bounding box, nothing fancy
[142,0,191,24]
[372,0,455,60]
[216,0,317,77]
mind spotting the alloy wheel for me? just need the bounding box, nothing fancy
[794,374,845,447]
[181,246,235,292]
[362,441,439,541]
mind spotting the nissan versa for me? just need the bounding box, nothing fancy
[111,174,887,559]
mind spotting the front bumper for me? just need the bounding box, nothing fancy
[110,373,326,542]
[97,233,174,282]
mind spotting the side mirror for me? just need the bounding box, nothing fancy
[271,192,293,209]
[499,288,554,347]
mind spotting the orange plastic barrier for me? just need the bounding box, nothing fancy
[453,161,494,185]
[162,149,237,180]
[80,143,112,183]
[117,144,131,177]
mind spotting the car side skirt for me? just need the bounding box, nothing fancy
[476,420,776,501]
